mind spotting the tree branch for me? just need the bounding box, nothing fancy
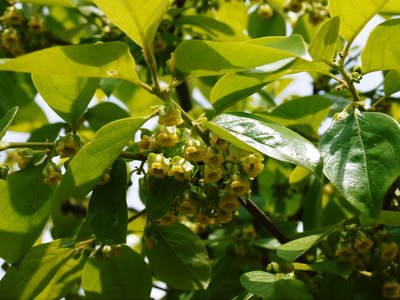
[239,198,289,244]
[128,209,147,223]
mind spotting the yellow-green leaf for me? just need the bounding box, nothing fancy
[32,74,99,127]
[19,0,76,6]
[309,17,340,62]
[329,0,389,42]
[53,117,145,205]
[93,0,170,48]
[0,42,139,83]
[362,19,400,73]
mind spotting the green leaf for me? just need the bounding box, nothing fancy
[205,112,321,173]
[88,159,128,244]
[309,16,340,62]
[93,0,170,48]
[260,95,333,136]
[362,210,400,225]
[32,74,99,127]
[0,239,83,300]
[86,102,130,132]
[143,177,187,219]
[384,71,400,95]
[329,0,389,42]
[319,110,400,217]
[277,222,341,262]
[82,245,152,300]
[175,15,235,38]
[147,223,212,291]
[0,42,139,83]
[362,19,400,73]
[0,106,18,140]
[113,80,163,117]
[0,164,53,263]
[175,35,310,77]
[247,9,286,38]
[53,117,145,205]
[240,271,313,300]
[381,0,400,13]
[0,72,47,132]
[28,123,64,142]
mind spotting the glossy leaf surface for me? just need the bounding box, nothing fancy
[320,111,400,216]
[205,113,321,173]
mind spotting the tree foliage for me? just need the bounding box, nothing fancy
[0,0,399,299]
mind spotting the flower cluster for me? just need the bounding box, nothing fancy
[334,224,400,299]
[139,104,265,227]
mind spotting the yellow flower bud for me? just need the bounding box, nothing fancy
[184,139,206,162]
[210,134,229,152]
[176,199,197,216]
[380,242,399,262]
[218,195,240,212]
[43,163,63,185]
[258,4,274,19]
[354,236,373,253]
[157,126,179,148]
[215,210,233,224]
[156,212,177,226]
[204,165,223,183]
[335,245,356,263]
[16,149,34,169]
[242,154,264,178]
[138,135,151,152]
[55,134,81,158]
[228,174,250,196]
[147,153,169,179]
[204,147,223,166]
[383,282,400,299]
[168,156,193,181]
[159,104,183,126]
[195,213,213,225]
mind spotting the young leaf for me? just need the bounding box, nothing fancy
[309,16,340,62]
[362,19,400,73]
[0,164,53,263]
[93,0,170,48]
[205,113,321,173]
[88,159,128,245]
[0,42,139,83]
[32,74,99,127]
[82,245,152,300]
[53,117,145,206]
[319,110,400,217]
[247,8,286,38]
[329,0,389,42]
[142,177,187,219]
[0,239,81,300]
[240,271,313,300]
[175,34,310,77]
[0,72,47,132]
[259,95,333,136]
[384,71,400,96]
[86,102,130,132]
[277,222,340,262]
[147,223,212,291]
[0,106,18,140]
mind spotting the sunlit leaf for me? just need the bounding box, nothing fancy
[319,110,400,217]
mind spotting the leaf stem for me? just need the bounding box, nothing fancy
[128,209,147,223]
[0,141,55,151]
